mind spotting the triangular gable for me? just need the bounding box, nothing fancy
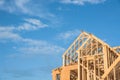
[62,31,90,66]
[62,31,90,57]
[63,31,119,66]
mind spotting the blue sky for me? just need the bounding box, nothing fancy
[0,0,120,80]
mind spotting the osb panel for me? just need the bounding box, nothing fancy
[52,64,78,80]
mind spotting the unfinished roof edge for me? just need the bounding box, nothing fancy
[62,31,112,58]
[62,31,91,57]
[113,46,120,49]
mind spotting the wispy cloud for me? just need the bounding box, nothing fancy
[0,26,15,32]
[61,0,106,5]
[0,0,56,21]
[18,39,65,56]
[14,0,30,13]
[0,0,63,28]
[0,31,22,41]
[0,20,65,56]
[25,18,47,28]
[0,32,65,57]
[57,29,80,41]
[11,38,65,56]
[0,26,22,42]
[0,0,29,13]
[18,18,48,31]
[0,18,47,31]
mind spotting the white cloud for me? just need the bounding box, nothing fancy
[0,25,65,56]
[18,23,36,31]
[0,17,65,56]
[0,0,56,21]
[0,0,62,27]
[25,18,47,27]
[17,18,48,31]
[0,0,30,13]
[19,38,65,55]
[9,38,65,57]
[0,27,22,41]
[0,26,15,32]
[57,29,80,40]
[61,0,106,5]
[0,18,47,31]
[19,40,65,55]
[0,31,22,40]
[14,0,30,13]
[0,18,47,42]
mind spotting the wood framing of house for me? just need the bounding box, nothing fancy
[52,31,120,80]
